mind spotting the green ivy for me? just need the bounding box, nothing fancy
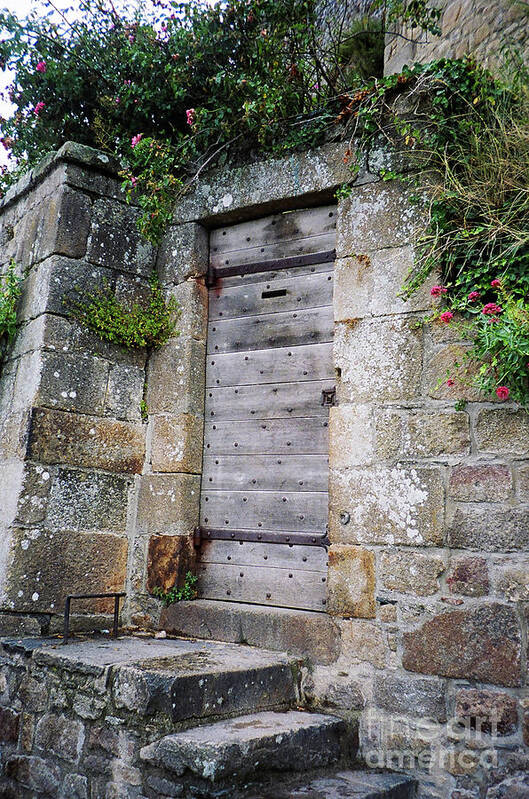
[151,572,198,606]
[0,260,22,344]
[69,272,179,349]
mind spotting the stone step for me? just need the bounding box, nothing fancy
[160,599,341,664]
[140,710,351,786]
[243,770,417,799]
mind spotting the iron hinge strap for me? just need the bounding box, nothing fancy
[196,527,329,548]
[206,249,336,288]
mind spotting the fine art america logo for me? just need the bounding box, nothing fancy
[363,710,499,773]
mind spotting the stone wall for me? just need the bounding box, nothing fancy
[1,137,529,797]
[385,0,528,75]
[0,144,154,635]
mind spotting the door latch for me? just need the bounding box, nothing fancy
[321,387,337,407]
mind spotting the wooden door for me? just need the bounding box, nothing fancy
[197,205,336,612]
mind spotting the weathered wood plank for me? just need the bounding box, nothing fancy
[204,417,329,455]
[207,306,333,354]
[202,454,329,491]
[210,205,337,255]
[219,261,333,288]
[206,342,334,387]
[211,232,336,271]
[199,490,328,532]
[200,539,328,571]
[197,562,328,611]
[209,271,333,321]
[205,381,333,421]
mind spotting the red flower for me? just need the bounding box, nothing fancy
[468,291,481,302]
[33,101,45,115]
[186,108,196,126]
[446,379,455,387]
[496,386,510,400]
[36,61,46,73]
[439,311,453,323]
[430,285,448,297]
[491,279,502,288]
[482,303,503,315]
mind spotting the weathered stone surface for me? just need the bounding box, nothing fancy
[28,407,145,473]
[34,713,84,762]
[476,409,529,455]
[5,754,61,793]
[449,465,512,502]
[33,186,92,262]
[168,278,208,341]
[446,556,490,597]
[329,406,402,468]
[402,603,522,686]
[146,534,195,594]
[422,342,482,401]
[174,142,354,225]
[330,465,445,547]
[403,411,470,457]
[72,693,106,720]
[381,550,445,596]
[302,668,366,712]
[378,603,397,623]
[146,336,206,415]
[157,223,209,285]
[15,463,54,525]
[18,676,48,712]
[86,197,155,276]
[455,689,518,735]
[448,507,529,552]
[0,612,41,636]
[37,350,110,415]
[486,776,529,799]
[140,710,346,780]
[105,363,145,422]
[334,247,430,320]
[5,528,128,613]
[59,773,89,799]
[374,673,446,722]
[327,545,375,618]
[151,413,203,473]
[339,620,388,668]
[335,317,422,403]
[518,466,529,500]
[494,558,529,601]
[46,467,131,531]
[0,707,20,742]
[336,181,425,254]
[136,474,200,534]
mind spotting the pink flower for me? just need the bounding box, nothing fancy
[496,386,510,401]
[131,176,137,187]
[131,133,143,148]
[446,378,455,387]
[439,311,454,323]
[33,101,45,115]
[36,61,46,73]
[430,285,447,297]
[482,302,503,315]
[115,97,120,104]
[186,108,195,126]
[491,279,502,288]
[468,291,481,302]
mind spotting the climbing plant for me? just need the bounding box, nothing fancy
[0,0,440,243]
[0,260,22,346]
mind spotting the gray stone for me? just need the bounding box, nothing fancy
[145,774,184,796]
[160,600,341,665]
[244,770,416,799]
[33,186,92,261]
[156,222,209,285]
[486,776,529,798]
[374,673,447,722]
[140,711,347,781]
[380,550,446,596]
[27,406,145,473]
[5,754,61,793]
[34,713,85,763]
[86,198,155,276]
[37,350,110,415]
[18,676,48,712]
[448,507,529,552]
[476,409,529,456]
[105,364,145,422]
[46,467,131,532]
[72,693,106,720]
[146,336,206,416]
[60,773,89,799]
[14,463,54,525]
[136,473,200,534]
